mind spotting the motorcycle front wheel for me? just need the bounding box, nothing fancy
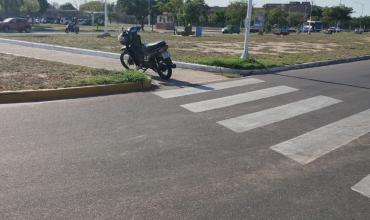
[120,51,137,70]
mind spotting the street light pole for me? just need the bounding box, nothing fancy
[148,0,151,29]
[104,0,108,34]
[354,1,364,29]
[241,0,253,60]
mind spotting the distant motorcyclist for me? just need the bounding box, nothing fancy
[65,17,79,34]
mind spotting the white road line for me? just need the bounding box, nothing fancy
[218,95,342,133]
[351,174,370,199]
[181,86,298,113]
[153,78,264,99]
[271,109,370,165]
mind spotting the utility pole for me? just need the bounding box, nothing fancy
[241,0,253,60]
[308,0,313,35]
[104,0,108,34]
[148,0,151,30]
[354,1,364,29]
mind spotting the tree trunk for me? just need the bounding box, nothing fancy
[140,16,145,31]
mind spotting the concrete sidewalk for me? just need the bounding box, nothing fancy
[0,42,227,87]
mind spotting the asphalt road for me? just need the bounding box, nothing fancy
[1,61,370,220]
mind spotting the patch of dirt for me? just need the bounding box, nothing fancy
[0,53,111,91]
[175,40,339,56]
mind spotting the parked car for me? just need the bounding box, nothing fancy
[0,17,3,22]
[0,17,32,33]
[60,17,71,25]
[250,26,260,33]
[41,17,55,24]
[222,25,241,34]
[272,27,289,35]
[328,27,342,33]
[288,27,297,33]
[354,28,364,34]
[32,17,40,24]
[79,19,92,26]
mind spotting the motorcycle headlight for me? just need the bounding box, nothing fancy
[118,33,123,41]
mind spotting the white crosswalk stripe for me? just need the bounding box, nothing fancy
[217,96,342,133]
[351,174,370,199]
[153,78,264,99]
[271,109,370,165]
[181,86,299,113]
[156,78,368,172]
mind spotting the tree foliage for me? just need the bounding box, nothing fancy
[0,0,23,16]
[59,2,77,11]
[265,7,289,30]
[322,6,353,27]
[80,1,104,12]
[183,0,208,25]
[117,0,156,29]
[208,10,226,26]
[21,0,40,14]
[37,0,48,14]
[225,1,247,26]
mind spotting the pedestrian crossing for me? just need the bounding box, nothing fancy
[270,109,370,165]
[351,174,370,199]
[153,78,370,198]
[218,96,342,133]
[181,86,298,113]
[153,78,264,99]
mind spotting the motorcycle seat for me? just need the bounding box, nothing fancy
[144,41,166,51]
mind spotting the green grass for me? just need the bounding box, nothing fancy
[198,57,278,69]
[65,70,147,87]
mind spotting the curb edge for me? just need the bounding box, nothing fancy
[0,78,152,104]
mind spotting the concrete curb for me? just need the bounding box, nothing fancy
[0,79,152,104]
[1,37,370,75]
[0,37,121,59]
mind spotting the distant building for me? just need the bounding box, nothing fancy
[263,1,311,14]
[156,13,174,30]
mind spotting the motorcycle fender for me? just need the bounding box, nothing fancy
[164,58,176,69]
[121,46,126,51]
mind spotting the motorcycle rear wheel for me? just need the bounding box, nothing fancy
[157,67,172,80]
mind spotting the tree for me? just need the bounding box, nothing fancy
[80,1,104,12]
[287,12,304,27]
[183,0,209,26]
[0,0,23,16]
[59,2,77,11]
[37,0,49,14]
[153,0,184,25]
[265,7,289,31]
[225,1,247,26]
[322,6,353,27]
[208,10,226,27]
[21,0,40,14]
[117,0,153,30]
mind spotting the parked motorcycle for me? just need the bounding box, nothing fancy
[118,26,176,80]
[65,22,79,34]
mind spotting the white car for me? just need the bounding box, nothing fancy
[328,27,342,32]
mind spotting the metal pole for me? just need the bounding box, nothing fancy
[148,0,151,28]
[308,0,313,35]
[104,0,108,34]
[241,0,253,60]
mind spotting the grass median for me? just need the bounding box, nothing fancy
[0,53,147,91]
[2,31,370,69]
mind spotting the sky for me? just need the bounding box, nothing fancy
[50,0,369,17]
